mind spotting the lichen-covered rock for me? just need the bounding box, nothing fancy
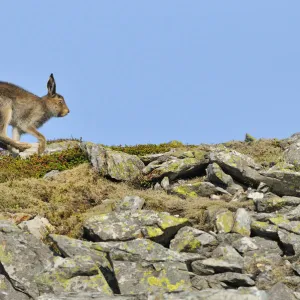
[278,229,300,255]
[215,210,234,233]
[205,272,255,287]
[232,208,251,236]
[161,176,170,190]
[0,221,54,298]
[206,163,243,194]
[83,210,189,245]
[169,226,218,253]
[251,221,278,239]
[37,294,135,300]
[232,237,259,253]
[261,169,300,197]
[171,181,229,198]
[81,143,144,181]
[0,275,30,300]
[255,194,291,213]
[209,149,264,187]
[48,234,111,270]
[143,150,209,181]
[206,163,234,187]
[35,256,113,296]
[244,252,292,290]
[114,261,191,295]
[19,216,55,240]
[152,289,269,300]
[115,195,145,212]
[196,245,244,274]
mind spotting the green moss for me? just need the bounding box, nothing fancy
[251,221,271,229]
[0,146,88,183]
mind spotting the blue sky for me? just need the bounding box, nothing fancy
[0,1,299,145]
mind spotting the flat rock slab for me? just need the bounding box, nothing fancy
[113,260,191,295]
[83,210,189,245]
[49,234,111,269]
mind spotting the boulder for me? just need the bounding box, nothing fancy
[209,149,264,187]
[35,256,113,296]
[115,196,145,212]
[169,226,218,253]
[0,221,54,298]
[232,208,251,236]
[171,181,229,198]
[83,210,189,245]
[81,143,144,181]
[206,163,243,194]
[143,150,209,181]
[19,216,55,240]
[268,282,297,300]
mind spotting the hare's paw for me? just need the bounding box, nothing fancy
[38,142,46,155]
[16,142,32,152]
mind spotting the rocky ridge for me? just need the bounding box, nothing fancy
[2,135,300,299]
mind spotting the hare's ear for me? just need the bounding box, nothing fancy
[47,73,56,96]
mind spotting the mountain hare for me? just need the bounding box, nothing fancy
[0,74,69,154]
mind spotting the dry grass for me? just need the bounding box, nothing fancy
[223,139,285,166]
[0,163,253,237]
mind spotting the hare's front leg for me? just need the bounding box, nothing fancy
[22,126,46,155]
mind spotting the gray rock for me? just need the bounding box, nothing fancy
[35,256,113,296]
[232,208,251,236]
[114,261,191,295]
[43,170,60,180]
[37,294,136,300]
[191,276,210,290]
[232,237,259,254]
[215,210,234,233]
[205,272,255,287]
[143,150,209,181]
[151,289,269,300]
[91,238,202,265]
[115,196,145,212]
[171,181,229,199]
[0,275,30,300]
[278,229,300,255]
[268,282,297,300]
[209,149,264,187]
[196,245,244,273]
[154,182,162,190]
[48,234,111,269]
[19,216,55,240]
[206,163,234,187]
[169,226,218,253]
[0,221,54,298]
[250,221,278,239]
[161,176,170,190]
[81,143,144,181]
[83,210,189,245]
[260,170,300,197]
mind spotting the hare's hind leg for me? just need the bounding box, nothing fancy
[0,106,31,152]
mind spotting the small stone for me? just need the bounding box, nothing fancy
[161,177,170,190]
[115,196,145,212]
[232,208,251,236]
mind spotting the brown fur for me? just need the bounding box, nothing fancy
[0,74,69,154]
